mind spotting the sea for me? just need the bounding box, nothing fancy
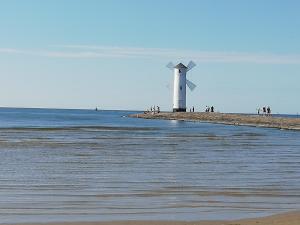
[0,108,299,223]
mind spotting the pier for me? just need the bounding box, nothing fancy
[130,112,300,131]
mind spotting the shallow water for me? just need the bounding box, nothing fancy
[0,108,299,223]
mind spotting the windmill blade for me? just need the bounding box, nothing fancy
[187,61,196,71]
[166,62,175,70]
[186,79,196,91]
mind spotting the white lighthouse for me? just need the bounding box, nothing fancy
[167,61,196,112]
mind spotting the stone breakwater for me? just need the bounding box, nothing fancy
[129,112,300,131]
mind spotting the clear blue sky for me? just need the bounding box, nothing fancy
[0,0,300,113]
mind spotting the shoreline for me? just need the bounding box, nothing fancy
[4,211,300,225]
[129,112,300,131]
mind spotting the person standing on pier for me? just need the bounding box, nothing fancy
[267,106,271,116]
[263,107,266,115]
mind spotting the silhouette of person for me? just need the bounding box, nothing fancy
[267,106,271,116]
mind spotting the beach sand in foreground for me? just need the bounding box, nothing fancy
[130,112,300,130]
[4,211,300,225]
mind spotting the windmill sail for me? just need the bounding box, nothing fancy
[186,79,196,91]
[166,62,175,70]
[187,61,196,71]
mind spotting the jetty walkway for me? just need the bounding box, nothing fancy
[129,112,300,131]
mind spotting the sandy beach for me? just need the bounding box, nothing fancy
[130,112,300,130]
[4,211,300,225]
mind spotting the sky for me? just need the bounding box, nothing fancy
[0,0,300,114]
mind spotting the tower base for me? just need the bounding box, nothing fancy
[173,108,186,112]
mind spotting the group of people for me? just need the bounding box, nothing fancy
[189,106,195,112]
[143,105,273,115]
[257,106,272,116]
[205,106,215,113]
[145,105,160,114]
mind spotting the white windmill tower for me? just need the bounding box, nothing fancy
[166,61,196,112]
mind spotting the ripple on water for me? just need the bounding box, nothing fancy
[0,110,300,222]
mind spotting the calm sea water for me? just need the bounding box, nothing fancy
[0,108,299,223]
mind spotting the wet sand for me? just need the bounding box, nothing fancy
[5,211,300,225]
[130,112,300,130]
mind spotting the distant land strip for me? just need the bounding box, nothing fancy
[129,112,300,131]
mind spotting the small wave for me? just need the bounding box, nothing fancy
[0,126,160,132]
[232,132,266,137]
